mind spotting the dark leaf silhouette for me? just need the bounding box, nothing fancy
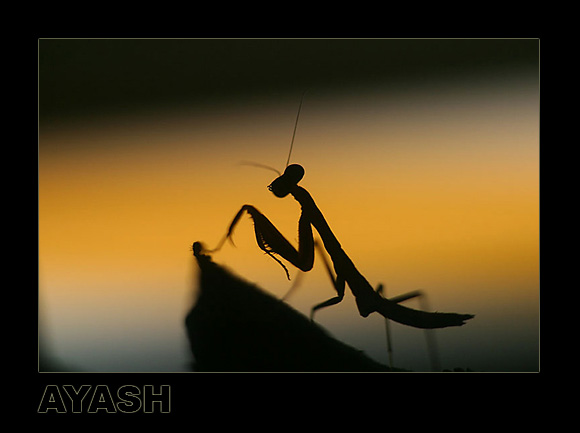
[186,245,404,372]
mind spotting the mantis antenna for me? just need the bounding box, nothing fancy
[238,91,307,176]
[285,91,307,168]
[239,161,281,176]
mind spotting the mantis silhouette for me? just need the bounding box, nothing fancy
[206,96,474,330]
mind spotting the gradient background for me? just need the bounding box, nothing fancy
[39,39,539,372]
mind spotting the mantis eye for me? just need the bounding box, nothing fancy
[268,164,305,198]
[284,164,305,184]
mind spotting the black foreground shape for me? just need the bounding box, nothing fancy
[185,243,402,372]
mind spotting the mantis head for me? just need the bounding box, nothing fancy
[268,164,305,198]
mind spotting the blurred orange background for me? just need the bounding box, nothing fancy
[39,40,539,371]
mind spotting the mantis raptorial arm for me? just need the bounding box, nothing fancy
[211,204,314,280]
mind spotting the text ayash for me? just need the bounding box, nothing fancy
[38,385,171,414]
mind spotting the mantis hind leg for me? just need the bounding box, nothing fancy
[215,204,315,279]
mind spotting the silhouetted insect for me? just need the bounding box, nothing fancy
[206,92,474,330]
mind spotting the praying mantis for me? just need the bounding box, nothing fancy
[202,95,474,330]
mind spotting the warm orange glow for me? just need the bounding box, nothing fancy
[39,80,539,371]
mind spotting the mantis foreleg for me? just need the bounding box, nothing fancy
[214,204,315,280]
